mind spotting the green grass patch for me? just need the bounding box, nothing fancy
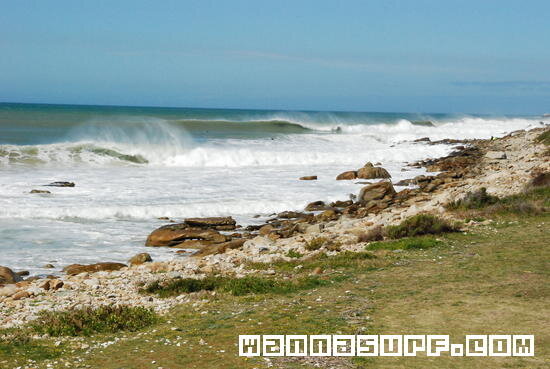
[28,305,158,337]
[0,329,63,362]
[142,275,333,298]
[384,214,459,239]
[535,129,550,145]
[285,249,303,258]
[368,237,443,250]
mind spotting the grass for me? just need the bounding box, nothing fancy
[384,214,459,239]
[368,236,443,250]
[285,249,304,258]
[29,305,159,337]
[535,129,550,146]
[141,275,333,298]
[1,212,548,368]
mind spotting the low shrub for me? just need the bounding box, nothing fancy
[384,214,459,239]
[29,305,158,337]
[357,226,384,242]
[142,275,331,298]
[368,237,443,251]
[305,237,327,251]
[446,188,499,210]
[535,130,550,146]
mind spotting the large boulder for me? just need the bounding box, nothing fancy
[63,262,126,276]
[128,253,153,266]
[358,181,397,204]
[336,171,357,180]
[357,166,391,179]
[146,223,227,246]
[0,266,21,284]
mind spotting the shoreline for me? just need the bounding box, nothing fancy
[1,125,548,328]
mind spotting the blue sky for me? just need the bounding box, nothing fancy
[1,0,549,114]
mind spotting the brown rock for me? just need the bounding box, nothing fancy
[145,224,227,246]
[317,210,339,222]
[259,225,275,236]
[39,280,51,291]
[50,279,64,290]
[12,290,30,300]
[336,171,357,180]
[192,238,247,257]
[299,176,317,180]
[128,253,153,266]
[172,239,213,249]
[357,166,391,179]
[63,262,126,276]
[0,266,21,284]
[30,189,51,194]
[358,181,396,204]
[330,200,353,208]
[46,181,75,187]
[184,217,236,229]
[305,201,327,211]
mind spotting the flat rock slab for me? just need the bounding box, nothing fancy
[485,151,507,159]
[184,217,236,228]
[63,262,126,276]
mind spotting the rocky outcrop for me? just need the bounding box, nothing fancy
[336,171,357,180]
[0,266,21,284]
[63,262,126,276]
[184,217,236,230]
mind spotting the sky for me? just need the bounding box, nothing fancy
[1,0,549,114]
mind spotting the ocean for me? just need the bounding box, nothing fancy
[0,102,545,275]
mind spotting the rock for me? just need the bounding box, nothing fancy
[63,262,126,276]
[172,239,213,249]
[358,181,396,204]
[0,266,21,284]
[330,200,353,208]
[15,270,29,277]
[30,189,51,194]
[363,162,374,168]
[277,211,309,219]
[259,225,275,236]
[299,176,317,180]
[46,181,75,187]
[412,120,435,127]
[50,279,64,290]
[414,137,431,142]
[192,238,246,257]
[43,264,55,269]
[39,280,51,291]
[312,267,323,275]
[129,253,153,266]
[146,224,227,246]
[317,210,339,222]
[184,217,236,229]
[305,201,327,211]
[306,224,324,234]
[485,151,507,160]
[12,291,30,301]
[336,171,357,180]
[393,178,414,186]
[0,285,18,297]
[357,166,391,179]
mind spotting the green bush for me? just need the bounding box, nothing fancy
[384,214,459,239]
[305,237,327,251]
[368,237,443,250]
[535,130,550,146]
[446,188,499,210]
[142,275,331,298]
[29,305,158,337]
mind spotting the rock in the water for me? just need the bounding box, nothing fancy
[485,151,507,160]
[128,253,153,266]
[330,200,353,208]
[46,181,75,187]
[336,171,357,180]
[43,264,55,269]
[0,266,21,284]
[184,217,236,230]
[414,137,431,142]
[357,166,391,179]
[30,189,51,194]
[146,223,227,246]
[358,181,396,203]
[305,201,326,211]
[15,270,29,277]
[299,176,317,180]
[63,262,126,276]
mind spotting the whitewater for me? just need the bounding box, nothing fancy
[0,103,546,274]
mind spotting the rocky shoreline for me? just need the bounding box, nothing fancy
[1,126,548,328]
